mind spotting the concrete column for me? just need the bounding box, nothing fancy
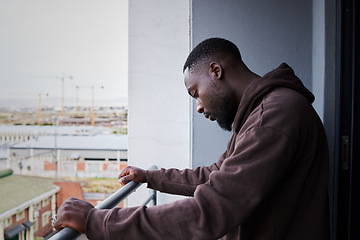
[30,148,34,172]
[28,205,34,240]
[51,195,56,216]
[116,150,120,171]
[56,149,61,171]
[128,0,190,206]
[6,148,10,168]
[0,221,4,240]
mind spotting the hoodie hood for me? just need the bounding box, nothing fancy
[233,63,314,133]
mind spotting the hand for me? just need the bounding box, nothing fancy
[53,197,94,234]
[119,166,147,185]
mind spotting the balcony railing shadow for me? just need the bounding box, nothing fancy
[46,165,157,240]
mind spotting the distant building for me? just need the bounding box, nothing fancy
[59,116,127,128]
[7,134,128,178]
[0,169,59,240]
[0,125,111,144]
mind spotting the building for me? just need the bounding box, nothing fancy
[0,125,111,145]
[0,169,59,240]
[7,134,128,178]
[52,181,84,209]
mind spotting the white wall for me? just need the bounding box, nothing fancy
[128,0,190,206]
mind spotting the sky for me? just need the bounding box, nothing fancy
[0,0,128,108]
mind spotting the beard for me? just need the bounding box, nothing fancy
[207,84,238,132]
[213,96,237,131]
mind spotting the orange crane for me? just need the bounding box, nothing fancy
[75,85,104,126]
[38,93,49,125]
[59,75,73,117]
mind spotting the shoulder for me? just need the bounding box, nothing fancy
[263,87,312,119]
[238,87,318,141]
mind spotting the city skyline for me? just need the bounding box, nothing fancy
[0,0,128,108]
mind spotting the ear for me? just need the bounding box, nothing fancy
[209,62,223,80]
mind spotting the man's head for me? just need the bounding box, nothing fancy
[183,38,245,131]
[183,38,242,73]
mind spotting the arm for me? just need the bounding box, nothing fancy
[119,151,228,197]
[85,127,294,239]
[145,162,222,196]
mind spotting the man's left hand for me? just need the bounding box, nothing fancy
[53,197,94,234]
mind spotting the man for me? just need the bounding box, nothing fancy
[54,38,330,239]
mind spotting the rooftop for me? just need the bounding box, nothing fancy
[0,170,58,214]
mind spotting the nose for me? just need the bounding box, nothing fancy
[196,100,204,113]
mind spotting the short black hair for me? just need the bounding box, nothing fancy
[183,38,241,72]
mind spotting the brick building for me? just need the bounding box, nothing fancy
[0,169,59,240]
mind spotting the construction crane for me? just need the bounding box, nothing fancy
[60,75,73,117]
[75,85,104,126]
[38,93,49,125]
[30,74,73,118]
[75,85,80,116]
[38,94,42,125]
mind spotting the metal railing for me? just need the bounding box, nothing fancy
[47,166,157,240]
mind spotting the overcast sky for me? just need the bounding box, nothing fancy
[0,0,128,108]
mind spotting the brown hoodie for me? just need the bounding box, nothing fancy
[86,63,330,240]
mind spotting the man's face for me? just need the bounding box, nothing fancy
[184,67,237,131]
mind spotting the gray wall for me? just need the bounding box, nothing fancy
[312,0,325,120]
[191,0,313,167]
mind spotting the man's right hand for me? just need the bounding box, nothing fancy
[118,166,147,185]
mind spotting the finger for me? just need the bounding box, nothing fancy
[119,174,132,185]
[54,219,69,232]
[118,168,131,179]
[53,216,64,232]
[119,173,135,185]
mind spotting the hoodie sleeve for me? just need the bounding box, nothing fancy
[145,152,226,196]
[85,126,294,240]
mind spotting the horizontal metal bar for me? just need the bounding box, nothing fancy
[46,227,80,240]
[95,181,141,209]
[47,165,157,240]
